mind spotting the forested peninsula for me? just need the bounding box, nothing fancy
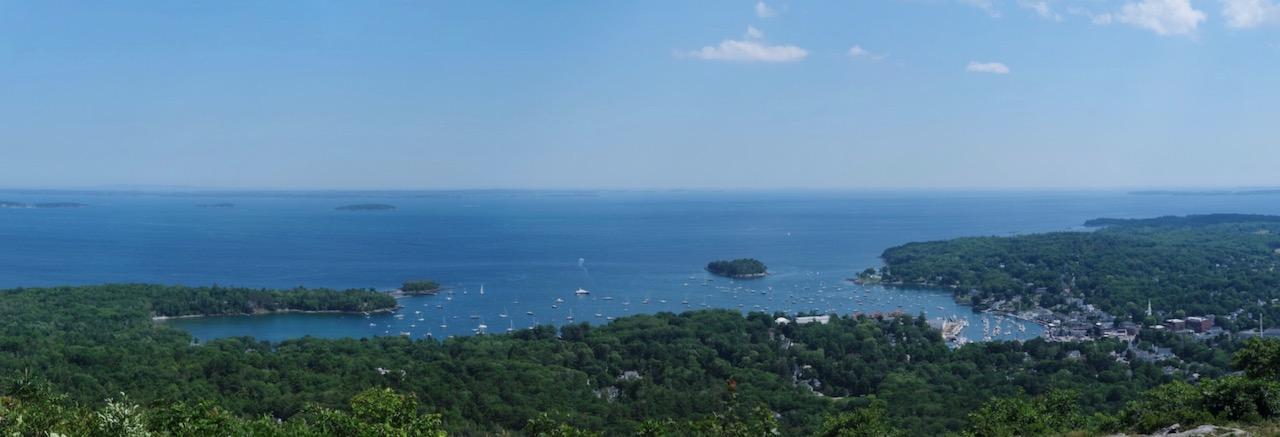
[867,213,1280,331]
[143,285,398,319]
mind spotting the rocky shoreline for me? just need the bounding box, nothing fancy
[387,287,444,298]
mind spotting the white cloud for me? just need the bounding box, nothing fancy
[966,61,1010,74]
[1019,0,1063,20]
[755,1,777,18]
[848,45,887,61]
[679,28,807,63]
[960,0,1001,17]
[1222,0,1280,28]
[1065,7,1113,24]
[1114,0,1206,36]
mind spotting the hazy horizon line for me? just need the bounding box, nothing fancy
[3,184,1280,194]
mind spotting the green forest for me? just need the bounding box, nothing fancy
[3,283,1280,435]
[400,281,442,295]
[875,214,1280,326]
[145,285,397,317]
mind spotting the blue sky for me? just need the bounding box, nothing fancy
[1,0,1278,190]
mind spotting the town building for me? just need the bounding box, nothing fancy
[795,315,831,325]
[1184,316,1212,333]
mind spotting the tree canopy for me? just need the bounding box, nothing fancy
[706,259,768,278]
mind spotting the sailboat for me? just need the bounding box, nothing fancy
[499,306,509,318]
[440,316,448,329]
[566,308,575,321]
[507,319,515,333]
[479,284,485,295]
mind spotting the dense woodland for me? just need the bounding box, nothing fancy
[706,259,768,278]
[877,214,1280,326]
[2,283,1278,435]
[145,285,397,317]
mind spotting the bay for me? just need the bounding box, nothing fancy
[4,189,1279,342]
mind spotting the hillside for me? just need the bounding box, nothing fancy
[0,283,1245,435]
[873,214,1280,328]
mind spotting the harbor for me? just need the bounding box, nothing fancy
[165,268,1045,342]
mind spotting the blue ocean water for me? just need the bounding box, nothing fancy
[3,189,1279,342]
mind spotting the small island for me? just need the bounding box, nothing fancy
[706,258,768,278]
[0,201,87,208]
[336,203,397,211]
[396,280,442,296]
[33,202,87,208]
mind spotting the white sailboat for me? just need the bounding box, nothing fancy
[500,306,509,318]
[479,284,485,295]
[566,308,575,321]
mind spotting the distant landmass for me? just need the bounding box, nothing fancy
[1130,189,1280,196]
[706,258,767,278]
[0,201,86,208]
[335,203,396,211]
[1084,214,1280,228]
[197,203,236,208]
